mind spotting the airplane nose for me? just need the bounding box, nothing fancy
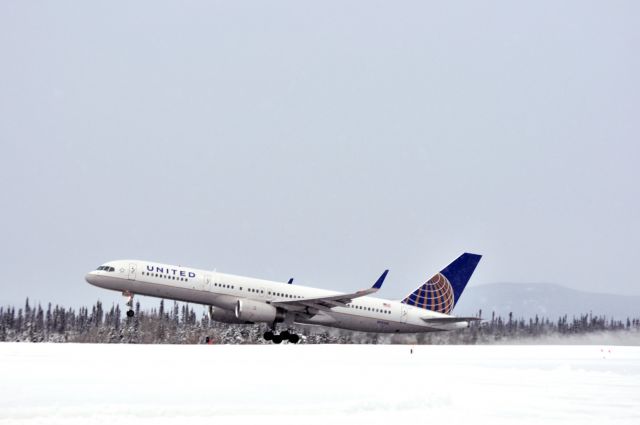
[85,272,98,285]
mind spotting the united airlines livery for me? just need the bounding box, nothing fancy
[85,253,482,343]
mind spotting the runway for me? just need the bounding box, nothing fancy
[0,343,638,424]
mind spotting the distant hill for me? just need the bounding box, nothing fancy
[453,283,640,321]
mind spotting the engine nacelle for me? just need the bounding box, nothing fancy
[235,299,286,324]
[208,306,250,324]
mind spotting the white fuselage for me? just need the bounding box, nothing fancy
[85,260,468,334]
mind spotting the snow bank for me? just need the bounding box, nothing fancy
[0,343,638,424]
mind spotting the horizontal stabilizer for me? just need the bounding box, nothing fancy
[421,317,482,324]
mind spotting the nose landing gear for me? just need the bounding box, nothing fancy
[123,291,135,317]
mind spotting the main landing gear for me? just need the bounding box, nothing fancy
[263,329,300,344]
[123,291,135,317]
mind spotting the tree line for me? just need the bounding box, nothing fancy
[1,299,638,344]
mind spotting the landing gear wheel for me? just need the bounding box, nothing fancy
[288,334,300,344]
[123,291,135,318]
[272,334,283,344]
[263,331,274,341]
[280,330,291,339]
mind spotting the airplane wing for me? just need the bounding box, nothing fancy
[271,270,388,311]
[420,316,482,324]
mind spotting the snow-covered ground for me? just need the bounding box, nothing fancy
[0,343,638,425]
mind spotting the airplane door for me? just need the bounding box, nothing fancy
[127,263,137,280]
[400,305,408,323]
[205,274,213,291]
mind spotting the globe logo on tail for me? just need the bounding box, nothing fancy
[402,273,455,314]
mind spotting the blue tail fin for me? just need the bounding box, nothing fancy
[401,253,482,314]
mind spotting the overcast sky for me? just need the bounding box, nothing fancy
[1,1,638,309]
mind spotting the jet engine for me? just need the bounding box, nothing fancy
[235,299,286,324]
[208,306,251,324]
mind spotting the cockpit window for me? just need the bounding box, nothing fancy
[96,266,115,272]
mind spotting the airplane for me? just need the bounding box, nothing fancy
[85,253,482,343]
